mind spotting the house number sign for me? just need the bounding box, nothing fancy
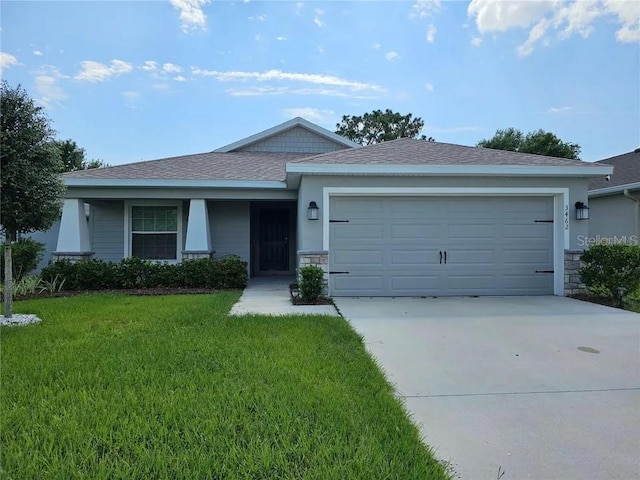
[564,204,570,230]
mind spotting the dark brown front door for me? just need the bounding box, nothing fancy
[259,209,289,272]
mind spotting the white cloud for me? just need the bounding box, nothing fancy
[75,59,133,82]
[373,42,382,49]
[34,66,67,107]
[122,91,140,108]
[426,23,437,42]
[283,107,335,122]
[318,46,325,54]
[385,51,400,61]
[276,35,287,41]
[140,60,157,72]
[313,16,326,27]
[171,0,210,32]
[547,106,572,113]
[471,37,483,46]
[191,68,385,92]
[424,82,434,92]
[468,0,640,57]
[162,63,182,73]
[174,75,187,82]
[227,86,380,99]
[605,0,640,42]
[0,52,18,69]
[33,50,43,56]
[409,0,442,19]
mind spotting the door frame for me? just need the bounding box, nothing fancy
[323,187,570,296]
[250,201,297,277]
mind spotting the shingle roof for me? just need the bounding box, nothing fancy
[64,138,605,183]
[63,152,311,182]
[290,137,603,167]
[589,149,640,191]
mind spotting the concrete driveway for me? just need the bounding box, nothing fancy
[334,296,640,480]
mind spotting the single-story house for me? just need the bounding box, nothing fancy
[48,117,612,297]
[588,148,640,244]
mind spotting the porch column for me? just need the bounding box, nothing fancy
[53,198,93,262]
[183,199,212,260]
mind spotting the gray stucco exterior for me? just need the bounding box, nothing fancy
[588,193,640,244]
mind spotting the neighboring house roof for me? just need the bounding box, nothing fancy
[588,148,640,196]
[213,117,359,152]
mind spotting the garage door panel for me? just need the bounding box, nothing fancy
[330,196,554,296]
[332,249,383,266]
[391,249,440,265]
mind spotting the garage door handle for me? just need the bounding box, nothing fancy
[444,251,447,264]
[439,251,442,264]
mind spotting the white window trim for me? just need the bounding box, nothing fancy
[124,200,183,263]
[322,187,570,296]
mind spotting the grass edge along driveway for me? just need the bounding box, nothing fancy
[1,293,450,480]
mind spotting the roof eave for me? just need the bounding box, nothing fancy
[588,181,640,197]
[64,178,289,189]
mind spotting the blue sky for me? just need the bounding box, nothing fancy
[1,0,638,165]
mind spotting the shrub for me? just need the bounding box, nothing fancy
[299,265,325,303]
[0,238,44,281]
[579,244,640,298]
[38,255,248,292]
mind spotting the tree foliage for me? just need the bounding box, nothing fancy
[336,109,432,145]
[1,81,65,317]
[53,138,108,172]
[477,127,581,159]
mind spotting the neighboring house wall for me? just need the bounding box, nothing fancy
[236,126,346,154]
[208,200,251,265]
[26,220,61,272]
[296,175,591,252]
[91,201,125,262]
[588,193,639,242]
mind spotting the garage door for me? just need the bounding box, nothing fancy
[329,196,554,296]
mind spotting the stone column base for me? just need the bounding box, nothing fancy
[564,249,587,296]
[52,252,94,263]
[182,251,213,260]
[297,250,329,295]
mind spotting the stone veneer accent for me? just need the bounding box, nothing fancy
[52,252,94,263]
[564,249,587,296]
[297,250,329,294]
[182,251,213,260]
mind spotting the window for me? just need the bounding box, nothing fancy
[131,206,178,260]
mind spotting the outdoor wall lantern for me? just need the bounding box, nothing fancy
[575,201,589,220]
[307,201,319,220]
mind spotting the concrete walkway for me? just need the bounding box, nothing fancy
[335,296,640,480]
[230,276,338,316]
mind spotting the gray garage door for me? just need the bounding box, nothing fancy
[329,196,554,296]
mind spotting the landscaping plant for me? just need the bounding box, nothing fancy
[0,238,44,281]
[299,265,325,303]
[579,244,640,298]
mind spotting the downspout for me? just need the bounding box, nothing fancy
[623,189,640,239]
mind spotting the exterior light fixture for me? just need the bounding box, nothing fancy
[307,201,319,220]
[575,201,589,220]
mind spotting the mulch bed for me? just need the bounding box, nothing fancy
[569,293,626,309]
[291,296,333,306]
[14,288,217,301]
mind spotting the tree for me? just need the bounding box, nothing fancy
[53,139,108,172]
[477,127,581,160]
[336,109,433,145]
[0,81,65,317]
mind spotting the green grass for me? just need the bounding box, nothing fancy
[1,293,449,479]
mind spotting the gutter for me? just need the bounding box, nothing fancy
[623,189,640,238]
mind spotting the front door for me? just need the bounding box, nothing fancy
[259,209,290,272]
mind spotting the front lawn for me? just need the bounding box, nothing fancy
[1,294,449,479]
